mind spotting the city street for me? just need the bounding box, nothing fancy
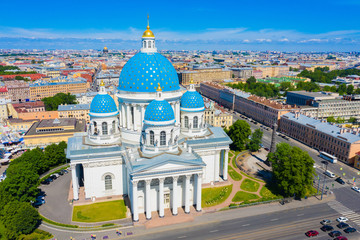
[231,111,360,184]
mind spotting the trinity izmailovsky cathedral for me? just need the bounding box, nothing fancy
[66,22,232,221]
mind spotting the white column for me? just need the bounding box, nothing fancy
[176,101,180,125]
[214,151,220,182]
[121,103,126,128]
[119,103,122,127]
[145,179,152,220]
[71,164,79,200]
[184,175,190,214]
[133,105,138,131]
[140,105,144,129]
[159,178,165,218]
[132,180,139,222]
[172,176,179,216]
[126,104,131,130]
[196,173,202,212]
[223,150,229,181]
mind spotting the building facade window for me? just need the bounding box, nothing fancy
[185,116,189,128]
[150,130,154,145]
[193,116,198,128]
[160,131,166,146]
[105,175,112,190]
[102,122,108,135]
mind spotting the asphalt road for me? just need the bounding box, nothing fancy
[132,203,360,240]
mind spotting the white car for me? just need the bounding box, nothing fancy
[336,217,349,222]
[352,186,360,193]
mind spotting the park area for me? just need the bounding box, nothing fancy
[202,150,281,209]
[72,200,127,223]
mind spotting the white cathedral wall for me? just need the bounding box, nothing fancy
[196,150,221,184]
[83,163,127,199]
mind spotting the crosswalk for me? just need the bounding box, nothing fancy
[328,200,360,226]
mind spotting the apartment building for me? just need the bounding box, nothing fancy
[279,112,360,164]
[8,101,58,120]
[29,79,87,101]
[4,80,30,103]
[178,67,232,85]
[204,102,233,129]
[58,104,90,123]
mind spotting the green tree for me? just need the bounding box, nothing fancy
[346,85,354,95]
[248,129,263,152]
[246,76,256,85]
[336,117,345,124]
[349,117,357,124]
[1,201,40,235]
[338,84,347,95]
[227,120,251,151]
[327,116,336,123]
[268,143,315,198]
[42,93,76,111]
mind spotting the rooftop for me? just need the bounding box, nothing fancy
[282,112,360,143]
[58,104,90,111]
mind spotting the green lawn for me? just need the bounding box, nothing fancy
[202,185,233,207]
[228,166,242,181]
[18,229,53,240]
[72,200,127,223]
[240,179,260,192]
[239,171,265,183]
[232,191,259,202]
[0,221,5,240]
[260,186,279,199]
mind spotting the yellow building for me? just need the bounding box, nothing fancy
[204,102,233,129]
[23,118,86,147]
[29,80,87,101]
[179,67,232,85]
[6,119,39,132]
[58,104,90,123]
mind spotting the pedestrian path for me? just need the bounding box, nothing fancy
[328,200,360,226]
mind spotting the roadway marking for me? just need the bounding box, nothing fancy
[297,214,304,216]
[270,218,278,221]
[242,224,250,226]
[209,230,219,233]
[178,236,187,239]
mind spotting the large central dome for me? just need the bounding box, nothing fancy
[118,52,180,93]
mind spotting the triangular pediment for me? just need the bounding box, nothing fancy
[132,158,205,174]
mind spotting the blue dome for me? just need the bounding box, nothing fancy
[118,52,180,92]
[180,90,205,112]
[90,93,118,117]
[144,99,175,124]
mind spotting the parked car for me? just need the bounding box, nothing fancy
[336,177,346,185]
[337,222,349,229]
[50,174,57,180]
[264,147,270,151]
[61,169,68,174]
[321,219,332,225]
[321,225,334,232]
[329,230,342,237]
[343,227,356,233]
[334,237,347,240]
[41,179,51,185]
[32,199,45,207]
[337,217,349,222]
[305,230,319,237]
[58,171,64,176]
[351,186,360,193]
[46,177,53,182]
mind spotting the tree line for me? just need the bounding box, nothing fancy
[42,93,77,111]
[0,142,67,239]
[0,66,37,75]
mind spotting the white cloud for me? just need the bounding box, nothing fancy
[0,26,359,46]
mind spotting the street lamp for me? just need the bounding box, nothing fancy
[321,161,329,200]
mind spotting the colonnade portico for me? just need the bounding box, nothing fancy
[119,100,181,132]
[131,172,202,222]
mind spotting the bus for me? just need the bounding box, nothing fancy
[319,151,337,163]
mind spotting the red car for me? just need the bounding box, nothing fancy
[334,237,347,240]
[305,230,319,237]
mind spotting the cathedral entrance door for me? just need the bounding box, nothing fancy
[164,193,170,208]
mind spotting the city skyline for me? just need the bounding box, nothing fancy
[1,0,360,51]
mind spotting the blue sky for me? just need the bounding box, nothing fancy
[1,0,360,51]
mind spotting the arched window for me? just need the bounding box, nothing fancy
[102,122,108,135]
[112,120,116,134]
[185,116,189,128]
[105,175,112,190]
[143,41,146,48]
[150,131,154,145]
[94,121,98,135]
[193,116,198,129]
[160,131,166,146]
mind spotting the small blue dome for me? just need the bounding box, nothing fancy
[118,52,180,92]
[180,90,205,112]
[90,93,118,117]
[144,99,175,124]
